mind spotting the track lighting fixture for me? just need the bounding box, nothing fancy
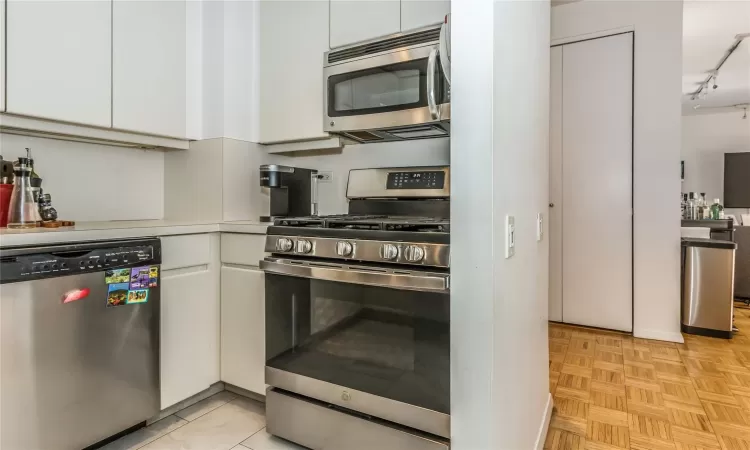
[689,34,746,99]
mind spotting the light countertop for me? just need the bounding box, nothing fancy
[0,220,268,248]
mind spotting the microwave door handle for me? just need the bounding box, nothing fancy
[427,48,440,120]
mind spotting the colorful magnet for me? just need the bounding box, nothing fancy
[105,269,130,284]
[130,266,150,290]
[106,283,129,307]
[149,266,159,287]
[127,289,149,304]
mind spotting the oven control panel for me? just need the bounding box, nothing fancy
[386,171,445,190]
[265,235,450,268]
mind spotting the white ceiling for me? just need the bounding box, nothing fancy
[682,0,750,115]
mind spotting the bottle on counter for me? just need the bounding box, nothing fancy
[7,157,40,228]
[700,193,710,219]
[26,148,42,201]
[710,198,725,220]
[685,192,698,220]
[681,193,688,218]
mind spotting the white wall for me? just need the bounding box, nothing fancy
[451,0,551,449]
[1,133,164,221]
[682,111,750,218]
[164,136,450,222]
[552,0,684,343]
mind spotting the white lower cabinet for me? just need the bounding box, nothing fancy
[160,265,220,409]
[220,265,265,395]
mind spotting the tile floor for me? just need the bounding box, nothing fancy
[101,391,305,450]
[105,308,750,450]
[545,306,750,450]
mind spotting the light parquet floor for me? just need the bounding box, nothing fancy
[545,307,750,450]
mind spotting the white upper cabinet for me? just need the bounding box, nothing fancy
[0,0,5,112]
[330,1,400,48]
[400,1,449,32]
[259,1,330,144]
[113,0,187,138]
[6,0,111,127]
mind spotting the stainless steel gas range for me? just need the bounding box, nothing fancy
[261,166,451,450]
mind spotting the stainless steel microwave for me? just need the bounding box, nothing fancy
[323,22,451,143]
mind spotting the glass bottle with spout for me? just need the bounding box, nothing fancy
[7,157,40,228]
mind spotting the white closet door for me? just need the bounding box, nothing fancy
[561,33,633,332]
[548,46,563,322]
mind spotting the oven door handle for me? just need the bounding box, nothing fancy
[427,48,440,120]
[260,258,449,293]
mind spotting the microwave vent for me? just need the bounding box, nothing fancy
[342,131,384,142]
[386,125,448,140]
[327,27,441,64]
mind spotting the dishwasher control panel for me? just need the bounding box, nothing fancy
[0,240,161,283]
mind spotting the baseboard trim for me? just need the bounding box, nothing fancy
[633,328,684,343]
[225,383,266,403]
[151,382,225,424]
[534,393,554,450]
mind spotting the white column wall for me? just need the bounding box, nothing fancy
[451,0,552,448]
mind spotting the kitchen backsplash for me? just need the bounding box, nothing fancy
[288,137,450,215]
[0,133,449,224]
[1,133,164,222]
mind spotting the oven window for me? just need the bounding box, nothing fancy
[327,57,448,117]
[265,274,450,415]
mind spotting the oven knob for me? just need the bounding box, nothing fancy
[276,238,294,252]
[404,245,425,263]
[379,244,398,260]
[336,241,353,257]
[296,239,313,254]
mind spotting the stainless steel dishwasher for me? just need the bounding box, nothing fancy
[0,238,161,450]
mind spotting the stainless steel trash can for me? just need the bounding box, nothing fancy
[682,238,737,339]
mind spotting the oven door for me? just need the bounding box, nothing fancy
[261,257,450,438]
[324,45,450,140]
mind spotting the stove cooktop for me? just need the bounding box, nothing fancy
[273,215,450,233]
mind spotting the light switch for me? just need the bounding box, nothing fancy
[537,213,544,242]
[505,215,515,259]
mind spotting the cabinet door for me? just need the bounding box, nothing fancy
[259,1,330,143]
[401,1,449,32]
[221,266,265,395]
[6,0,111,126]
[161,266,218,409]
[330,0,400,48]
[113,0,186,138]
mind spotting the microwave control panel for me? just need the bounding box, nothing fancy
[386,171,445,190]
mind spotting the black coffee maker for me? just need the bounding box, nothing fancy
[259,165,318,222]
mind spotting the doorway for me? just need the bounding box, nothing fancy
[548,32,634,332]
